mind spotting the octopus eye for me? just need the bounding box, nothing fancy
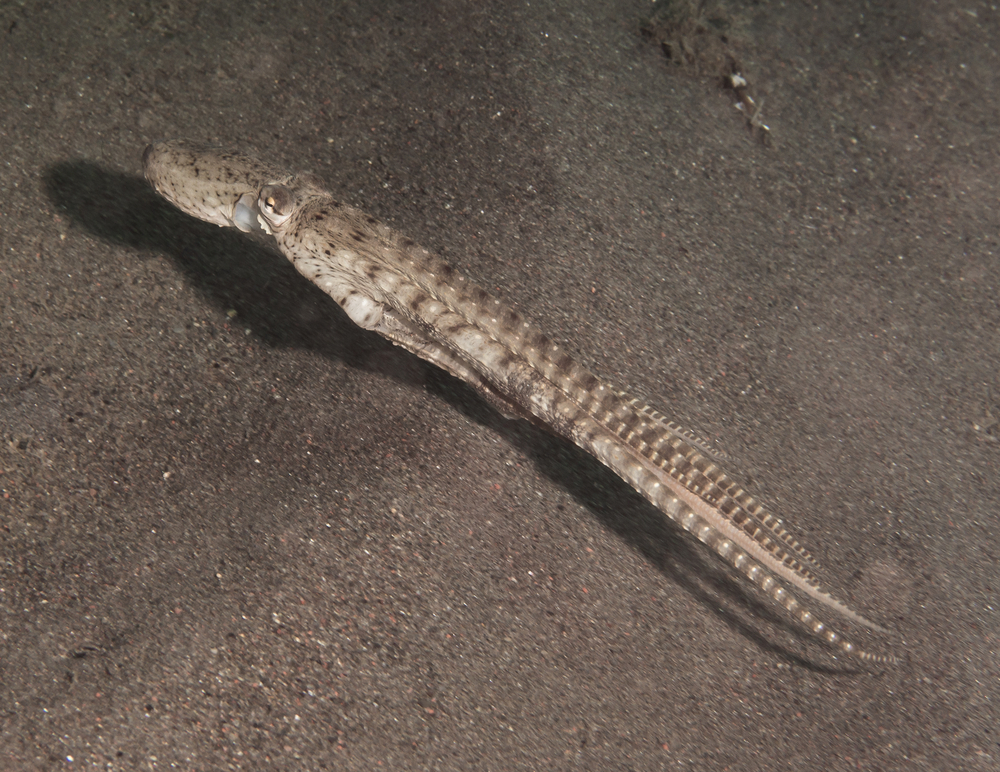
[259,185,296,229]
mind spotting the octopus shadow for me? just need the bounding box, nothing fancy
[43,160,858,671]
[436,374,862,673]
[42,160,392,370]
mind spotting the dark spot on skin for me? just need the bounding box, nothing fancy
[438,263,454,277]
[400,238,415,248]
[366,216,378,225]
[597,393,618,416]
[324,248,332,256]
[313,213,324,220]
[619,412,641,435]
[556,353,574,372]
[533,332,552,349]
[409,292,428,312]
[703,483,723,503]
[351,231,367,242]
[579,373,599,392]
[472,287,490,303]
[639,427,662,448]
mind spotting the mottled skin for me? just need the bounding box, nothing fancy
[144,140,896,664]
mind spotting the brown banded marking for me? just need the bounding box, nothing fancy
[602,390,823,572]
[344,231,860,618]
[401,251,825,579]
[570,387,825,582]
[144,140,896,664]
[285,197,885,638]
[269,186,892,648]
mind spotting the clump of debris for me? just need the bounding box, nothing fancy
[641,0,770,141]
